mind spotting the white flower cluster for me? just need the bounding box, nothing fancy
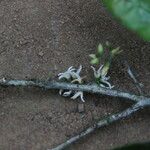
[91,65,114,89]
[58,65,85,102]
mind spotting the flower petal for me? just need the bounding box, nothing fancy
[71,91,85,102]
[63,90,72,97]
[59,89,63,95]
[76,65,82,75]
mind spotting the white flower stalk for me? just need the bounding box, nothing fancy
[91,65,114,89]
[58,65,85,102]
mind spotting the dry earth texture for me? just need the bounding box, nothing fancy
[0,0,150,150]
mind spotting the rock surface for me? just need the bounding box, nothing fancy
[0,0,150,149]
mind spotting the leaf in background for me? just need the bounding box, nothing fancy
[113,142,150,150]
[103,0,150,41]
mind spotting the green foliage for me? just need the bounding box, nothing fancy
[89,42,122,88]
[113,142,150,150]
[89,42,122,66]
[89,43,104,65]
[89,42,122,86]
[103,0,150,41]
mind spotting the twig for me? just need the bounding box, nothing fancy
[124,61,143,95]
[0,79,150,149]
[0,79,149,103]
[49,100,150,150]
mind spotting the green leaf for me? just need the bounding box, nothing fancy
[101,62,110,76]
[89,54,96,59]
[111,47,122,57]
[103,0,150,41]
[90,58,99,65]
[97,44,104,56]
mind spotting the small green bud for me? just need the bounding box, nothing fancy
[90,58,99,65]
[98,44,104,56]
[89,54,96,59]
[111,47,122,57]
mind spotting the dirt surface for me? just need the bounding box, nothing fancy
[0,0,150,150]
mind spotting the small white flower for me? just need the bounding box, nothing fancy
[58,65,85,102]
[91,65,104,79]
[91,65,114,89]
[71,91,85,102]
[58,66,76,80]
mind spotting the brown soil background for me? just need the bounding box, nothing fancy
[0,0,150,150]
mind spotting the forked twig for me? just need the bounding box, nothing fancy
[50,100,150,150]
[0,79,150,150]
